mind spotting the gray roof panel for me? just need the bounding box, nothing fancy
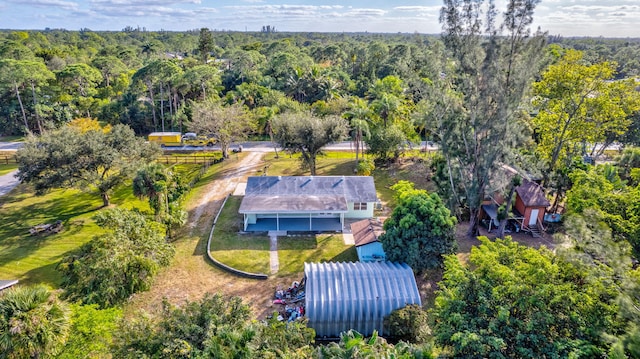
[244,176,377,202]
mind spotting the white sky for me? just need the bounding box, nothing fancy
[0,0,638,37]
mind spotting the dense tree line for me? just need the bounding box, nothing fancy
[4,0,640,357]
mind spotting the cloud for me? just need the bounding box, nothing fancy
[91,0,201,5]
[393,6,440,12]
[10,0,78,10]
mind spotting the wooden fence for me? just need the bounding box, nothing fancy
[156,155,222,164]
[0,153,17,164]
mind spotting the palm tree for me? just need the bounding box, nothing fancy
[0,285,71,359]
[345,98,372,166]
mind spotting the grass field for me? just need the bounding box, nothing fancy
[0,163,206,286]
[0,183,150,285]
[209,196,271,274]
[277,234,357,276]
[0,164,18,176]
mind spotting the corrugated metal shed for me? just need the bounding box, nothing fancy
[304,262,421,338]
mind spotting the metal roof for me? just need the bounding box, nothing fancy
[516,180,550,207]
[240,176,377,213]
[304,261,421,338]
[351,218,384,247]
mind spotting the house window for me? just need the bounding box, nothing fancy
[353,202,367,211]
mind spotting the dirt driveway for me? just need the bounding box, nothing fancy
[0,170,19,197]
[125,152,297,319]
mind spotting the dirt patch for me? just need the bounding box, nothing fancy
[188,152,264,230]
[125,152,283,318]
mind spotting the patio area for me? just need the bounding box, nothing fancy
[244,217,343,232]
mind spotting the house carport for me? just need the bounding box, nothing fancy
[240,195,346,232]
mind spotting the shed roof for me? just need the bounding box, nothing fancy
[516,180,550,207]
[350,218,384,247]
[304,261,421,338]
[240,176,377,213]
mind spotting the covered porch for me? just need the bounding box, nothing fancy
[244,217,343,232]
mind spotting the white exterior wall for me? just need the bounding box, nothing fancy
[246,214,257,224]
[345,202,375,219]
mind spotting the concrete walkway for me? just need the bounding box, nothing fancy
[268,231,286,274]
[0,170,19,197]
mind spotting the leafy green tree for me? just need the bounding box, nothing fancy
[433,237,617,358]
[438,0,546,236]
[189,100,255,158]
[198,28,214,64]
[532,49,640,187]
[0,285,71,359]
[0,59,54,133]
[16,123,159,207]
[252,316,315,358]
[384,304,431,344]
[365,123,407,163]
[271,111,348,175]
[56,63,103,118]
[379,181,457,271]
[113,293,254,358]
[57,303,121,359]
[57,208,174,308]
[314,330,433,359]
[565,165,640,256]
[133,163,188,238]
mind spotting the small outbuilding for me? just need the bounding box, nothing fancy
[350,218,386,262]
[514,179,550,230]
[304,261,421,338]
[240,176,377,232]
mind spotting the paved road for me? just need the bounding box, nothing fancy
[0,170,20,197]
[0,142,22,151]
[163,140,439,152]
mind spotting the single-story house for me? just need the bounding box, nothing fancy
[239,176,377,232]
[304,261,421,338]
[350,218,386,262]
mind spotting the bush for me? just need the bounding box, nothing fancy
[384,304,431,344]
[356,158,375,176]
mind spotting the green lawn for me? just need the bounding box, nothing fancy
[0,181,151,286]
[0,135,24,142]
[209,195,358,276]
[0,164,18,176]
[209,195,271,274]
[277,234,357,276]
[260,151,360,177]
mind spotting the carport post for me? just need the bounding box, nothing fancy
[309,213,312,231]
[276,213,279,231]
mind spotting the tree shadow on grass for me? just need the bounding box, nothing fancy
[278,236,318,251]
[19,262,61,287]
[329,247,358,262]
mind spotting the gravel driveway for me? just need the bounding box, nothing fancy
[0,170,19,197]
